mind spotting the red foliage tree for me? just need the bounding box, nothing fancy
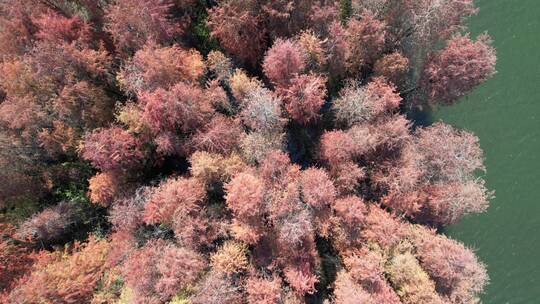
[52,81,115,130]
[259,150,292,183]
[360,205,406,249]
[320,119,409,166]
[0,0,42,57]
[0,95,47,136]
[329,161,366,195]
[343,248,401,304]
[420,33,496,105]
[260,0,314,39]
[38,120,76,158]
[140,176,215,248]
[190,115,244,155]
[108,188,148,233]
[189,271,243,304]
[364,77,402,116]
[155,244,206,299]
[333,196,367,227]
[29,41,111,89]
[333,270,375,304]
[0,133,45,211]
[283,263,318,296]
[371,142,423,216]
[307,2,339,33]
[325,21,350,79]
[319,130,357,166]
[0,224,36,298]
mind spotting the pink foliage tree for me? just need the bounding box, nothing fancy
[122,239,205,303]
[79,127,143,172]
[118,43,205,94]
[0,0,496,302]
[420,33,496,105]
[246,275,282,304]
[262,38,306,88]
[280,74,327,124]
[140,82,214,135]
[33,11,92,45]
[225,171,266,244]
[345,11,387,72]
[208,0,266,66]
[413,226,489,303]
[190,115,244,155]
[105,0,183,53]
[143,177,206,225]
[300,167,336,210]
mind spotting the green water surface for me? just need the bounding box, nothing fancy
[432,1,540,303]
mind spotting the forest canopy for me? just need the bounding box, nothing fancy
[0,0,496,303]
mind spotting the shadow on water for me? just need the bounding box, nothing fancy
[406,107,435,128]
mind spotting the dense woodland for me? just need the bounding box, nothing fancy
[0,0,497,303]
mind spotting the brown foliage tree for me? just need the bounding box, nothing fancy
[15,201,76,244]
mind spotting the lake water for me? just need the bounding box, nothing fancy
[431,1,540,303]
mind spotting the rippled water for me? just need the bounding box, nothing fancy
[431,1,540,302]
